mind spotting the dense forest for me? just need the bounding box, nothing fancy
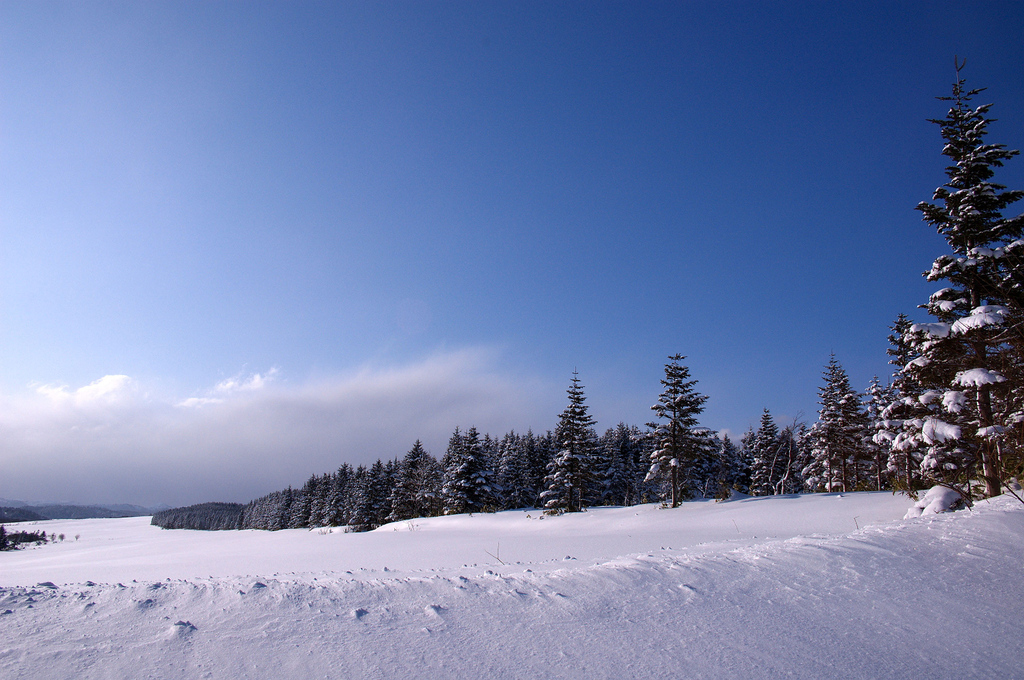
[150,503,245,531]
[154,65,1024,533]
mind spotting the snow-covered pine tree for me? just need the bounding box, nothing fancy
[541,370,598,514]
[388,440,430,522]
[863,376,892,491]
[441,427,471,515]
[417,452,444,517]
[803,356,870,492]
[597,423,645,506]
[905,61,1023,497]
[875,314,928,492]
[713,433,746,496]
[464,427,498,512]
[344,465,374,531]
[748,409,780,496]
[326,464,350,526]
[644,355,713,506]
[275,487,295,530]
[764,421,807,495]
[529,430,555,505]
[497,431,535,510]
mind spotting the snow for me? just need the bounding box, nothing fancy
[903,485,964,517]
[942,390,967,413]
[954,368,1007,387]
[977,425,1005,438]
[2,493,1023,679]
[922,417,961,444]
[951,306,1008,334]
[910,322,950,338]
[905,356,931,370]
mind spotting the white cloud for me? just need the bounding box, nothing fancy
[34,374,136,407]
[0,350,556,507]
[213,367,279,395]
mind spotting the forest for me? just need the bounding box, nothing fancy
[153,65,1024,533]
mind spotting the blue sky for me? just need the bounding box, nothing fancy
[2,2,1023,505]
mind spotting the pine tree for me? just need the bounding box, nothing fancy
[776,422,808,494]
[326,465,350,526]
[464,427,498,512]
[441,427,471,515]
[863,376,892,491]
[530,430,556,505]
[644,355,713,506]
[388,441,430,522]
[906,61,1023,497]
[748,409,781,496]
[597,423,645,506]
[803,356,870,492]
[713,433,746,496]
[497,431,535,510]
[542,370,598,514]
[876,314,929,492]
[345,465,374,531]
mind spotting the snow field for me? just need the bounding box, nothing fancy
[1,492,1021,679]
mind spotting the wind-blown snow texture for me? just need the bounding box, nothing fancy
[1,492,1021,679]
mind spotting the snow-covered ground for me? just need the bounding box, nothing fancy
[1,492,1021,678]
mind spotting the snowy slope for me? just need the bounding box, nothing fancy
[1,492,1021,679]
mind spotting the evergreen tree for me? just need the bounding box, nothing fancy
[863,376,892,491]
[738,427,756,494]
[441,428,475,515]
[876,314,929,492]
[775,422,807,494]
[803,356,870,492]
[464,427,498,512]
[326,465,351,526]
[388,441,430,522]
[497,431,535,510]
[597,423,646,506]
[542,370,598,514]
[713,433,747,496]
[369,459,394,526]
[906,61,1023,496]
[748,409,781,496]
[644,355,713,506]
[275,487,295,530]
[345,465,374,531]
[288,479,313,529]
[530,430,556,505]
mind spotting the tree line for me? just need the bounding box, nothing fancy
[0,525,50,551]
[152,63,1023,533]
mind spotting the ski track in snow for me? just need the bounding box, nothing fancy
[1,493,1021,679]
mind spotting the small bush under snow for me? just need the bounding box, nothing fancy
[904,485,967,518]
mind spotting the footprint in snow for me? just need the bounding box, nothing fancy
[424,604,446,617]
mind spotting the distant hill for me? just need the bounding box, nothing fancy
[29,504,151,520]
[0,506,46,523]
[0,500,162,520]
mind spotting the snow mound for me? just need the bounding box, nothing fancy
[903,485,966,518]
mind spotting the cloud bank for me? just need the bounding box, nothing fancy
[1,350,555,507]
